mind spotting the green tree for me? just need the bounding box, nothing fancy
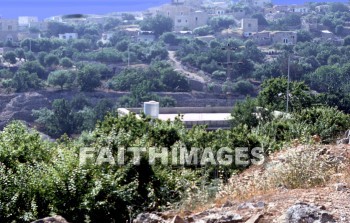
[44,54,60,68]
[11,70,42,92]
[140,14,173,37]
[297,30,312,42]
[257,77,314,112]
[60,57,74,68]
[344,35,350,46]
[208,16,236,32]
[77,64,101,91]
[48,70,76,89]
[20,61,47,79]
[3,51,17,64]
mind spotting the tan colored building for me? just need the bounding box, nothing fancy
[251,31,297,45]
[0,19,18,32]
[0,19,19,42]
[241,18,258,37]
[271,31,297,45]
[239,0,272,7]
[151,3,208,31]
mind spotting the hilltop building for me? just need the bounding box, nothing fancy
[241,18,258,37]
[0,18,19,42]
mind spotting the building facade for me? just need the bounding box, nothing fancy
[58,33,78,40]
[241,18,258,37]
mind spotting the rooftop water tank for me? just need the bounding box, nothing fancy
[144,101,159,119]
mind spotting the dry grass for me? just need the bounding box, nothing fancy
[216,145,344,203]
[174,145,349,215]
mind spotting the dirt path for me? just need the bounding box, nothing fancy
[168,51,207,83]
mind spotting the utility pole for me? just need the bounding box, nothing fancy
[127,43,130,67]
[286,55,290,113]
[218,43,242,106]
[218,43,237,82]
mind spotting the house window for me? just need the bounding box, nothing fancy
[185,20,187,23]
[178,19,182,23]
[248,23,252,28]
[167,11,170,16]
[283,38,288,43]
[8,25,12,31]
[181,12,183,15]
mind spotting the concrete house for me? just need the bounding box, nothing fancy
[241,18,258,37]
[58,33,78,40]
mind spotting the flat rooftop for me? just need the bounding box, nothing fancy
[158,113,231,122]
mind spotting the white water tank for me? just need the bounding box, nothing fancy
[143,101,159,119]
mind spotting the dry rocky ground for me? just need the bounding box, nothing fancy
[133,144,350,223]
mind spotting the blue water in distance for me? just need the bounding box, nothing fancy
[0,0,347,19]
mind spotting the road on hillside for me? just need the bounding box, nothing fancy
[168,51,207,83]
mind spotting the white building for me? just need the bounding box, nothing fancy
[289,5,309,14]
[18,16,39,27]
[58,33,78,40]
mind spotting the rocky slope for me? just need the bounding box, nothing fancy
[134,144,350,223]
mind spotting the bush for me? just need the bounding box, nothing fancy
[232,80,255,96]
[296,106,350,143]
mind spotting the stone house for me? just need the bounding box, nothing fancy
[241,18,258,37]
[152,3,208,31]
[271,31,297,45]
[137,31,156,43]
[0,19,18,32]
[289,5,309,14]
[0,19,19,42]
[58,33,78,40]
[251,31,297,45]
[251,31,271,45]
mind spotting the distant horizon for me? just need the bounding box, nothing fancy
[0,0,347,19]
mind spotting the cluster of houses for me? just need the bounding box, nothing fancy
[0,0,347,48]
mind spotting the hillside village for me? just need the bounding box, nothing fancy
[0,0,347,49]
[0,0,349,135]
